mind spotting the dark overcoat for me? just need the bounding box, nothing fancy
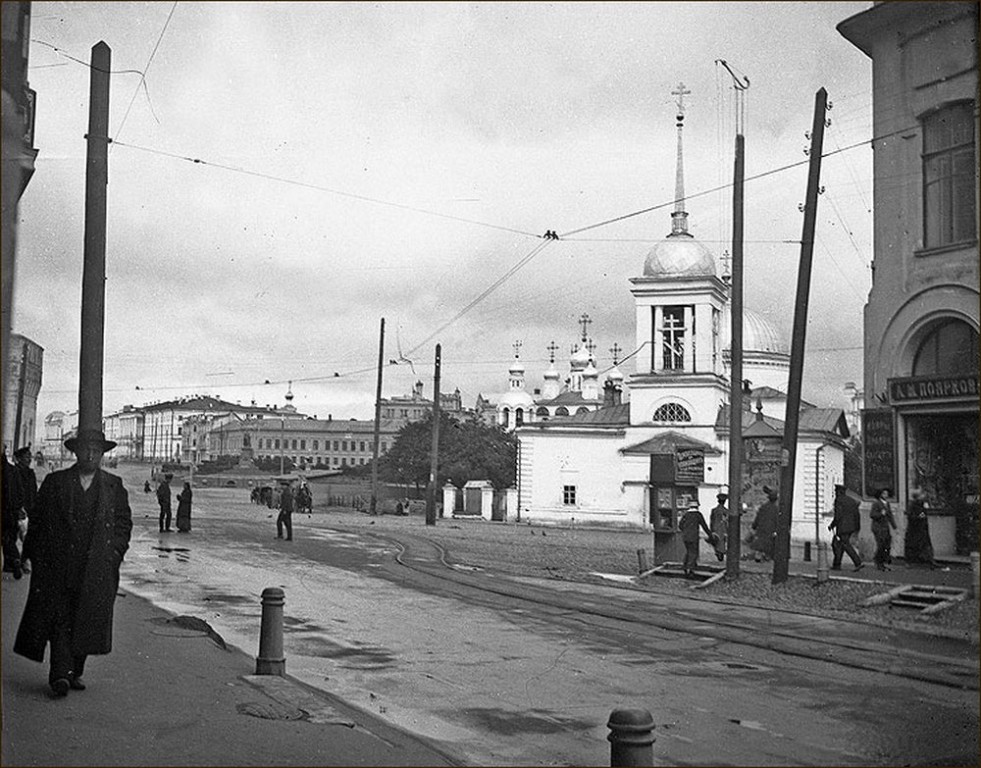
[14,467,133,661]
[831,494,861,535]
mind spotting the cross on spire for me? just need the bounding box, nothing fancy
[670,82,691,234]
[578,313,592,342]
[672,82,691,120]
[585,339,597,358]
[546,341,559,363]
[512,339,523,358]
[610,343,622,365]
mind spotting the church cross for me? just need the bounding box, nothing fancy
[546,341,559,363]
[585,338,597,356]
[512,339,523,358]
[672,82,691,117]
[610,343,622,365]
[578,313,592,341]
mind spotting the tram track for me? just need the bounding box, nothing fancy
[358,527,979,692]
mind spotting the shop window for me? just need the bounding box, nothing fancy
[653,402,692,423]
[913,320,979,376]
[922,102,976,249]
[562,485,577,506]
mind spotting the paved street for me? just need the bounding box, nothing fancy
[94,479,978,766]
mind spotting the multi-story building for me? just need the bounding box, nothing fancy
[122,395,305,463]
[209,415,401,470]
[43,409,77,464]
[2,332,42,451]
[838,0,978,556]
[379,381,463,426]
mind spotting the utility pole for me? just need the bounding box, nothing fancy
[77,42,111,435]
[370,318,385,515]
[725,131,746,581]
[426,344,441,526]
[279,417,284,475]
[774,87,828,584]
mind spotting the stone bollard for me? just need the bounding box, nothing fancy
[971,552,980,599]
[637,548,649,574]
[255,587,286,676]
[607,708,655,766]
[815,541,830,584]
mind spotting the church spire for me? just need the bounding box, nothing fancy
[670,82,691,237]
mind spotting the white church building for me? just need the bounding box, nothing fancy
[514,85,850,551]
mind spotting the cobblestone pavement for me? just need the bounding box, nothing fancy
[322,508,979,641]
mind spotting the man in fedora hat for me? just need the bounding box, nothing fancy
[14,429,132,697]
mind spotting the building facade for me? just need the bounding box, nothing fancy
[839,1,979,556]
[380,381,463,426]
[2,332,42,452]
[516,85,849,549]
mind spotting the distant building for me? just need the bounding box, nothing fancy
[379,381,463,426]
[2,333,42,452]
[106,395,306,463]
[43,409,77,464]
[208,415,401,470]
[839,0,979,556]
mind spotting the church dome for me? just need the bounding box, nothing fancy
[570,345,591,370]
[643,232,716,278]
[720,305,789,355]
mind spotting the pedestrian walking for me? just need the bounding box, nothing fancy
[2,447,24,578]
[12,447,38,574]
[870,487,897,570]
[679,502,712,578]
[709,493,729,562]
[904,486,941,568]
[176,482,193,533]
[13,429,133,697]
[276,482,294,541]
[829,484,863,571]
[143,480,151,494]
[156,473,173,532]
[751,487,779,562]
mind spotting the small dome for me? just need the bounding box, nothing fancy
[720,305,789,355]
[643,232,716,278]
[607,365,625,382]
[583,360,599,379]
[509,358,525,376]
[570,345,591,370]
[543,362,560,381]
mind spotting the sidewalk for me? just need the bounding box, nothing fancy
[1,576,458,767]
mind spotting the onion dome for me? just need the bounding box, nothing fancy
[719,305,789,355]
[643,233,717,278]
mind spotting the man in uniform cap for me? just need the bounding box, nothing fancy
[14,429,132,696]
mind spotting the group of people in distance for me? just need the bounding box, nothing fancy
[152,473,193,533]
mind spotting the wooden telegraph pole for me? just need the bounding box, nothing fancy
[426,344,441,526]
[725,132,746,580]
[369,318,385,515]
[774,88,828,584]
[78,42,111,435]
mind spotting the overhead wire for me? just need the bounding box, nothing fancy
[112,1,178,145]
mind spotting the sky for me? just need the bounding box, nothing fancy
[12,1,875,435]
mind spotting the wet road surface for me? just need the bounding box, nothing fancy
[121,486,979,766]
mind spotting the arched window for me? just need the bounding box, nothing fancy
[515,408,524,426]
[536,406,549,417]
[653,402,692,423]
[501,407,510,429]
[576,406,590,415]
[555,406,570,417]
[913,320,979,376]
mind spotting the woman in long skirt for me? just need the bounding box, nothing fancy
[176,482,193,533]
[904,487,935,567]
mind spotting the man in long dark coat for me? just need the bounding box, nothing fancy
[829,483,864,571]
[14,429,132,697]
[156,472,173,532]
[751,487,779,562]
